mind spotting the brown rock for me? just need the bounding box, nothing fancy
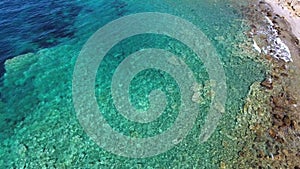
[273,113,284,120]
[280,70,288,76]
[283,116,291,126]
[265,54,273,60]
[282,149,289,156]
[290,120,298,129]
[287,95,297,104]
[274,154,282,161]
[272,107,286,119]
[269,128,277,138]
[271,72,280,80]
[238,151,245,157]
[272,96,286,108]
[273,118,284,128]
[261,78,273,89]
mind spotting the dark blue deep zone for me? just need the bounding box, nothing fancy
[0,0,82,77]
[0,0,131,140]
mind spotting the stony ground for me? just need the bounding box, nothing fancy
[229,1,300,168]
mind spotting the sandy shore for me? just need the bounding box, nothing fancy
[264,0,300,41]
[262,0,300,104]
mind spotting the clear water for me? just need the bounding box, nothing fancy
[0,0,267,168]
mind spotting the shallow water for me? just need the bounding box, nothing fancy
[0,0,267,168]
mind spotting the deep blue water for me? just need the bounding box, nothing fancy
[0,0,82,76]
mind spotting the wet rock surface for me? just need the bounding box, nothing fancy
[228,1,300,168]
[261,77,273,89]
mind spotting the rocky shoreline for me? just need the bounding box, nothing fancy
[230,0,300,168]
[265,0,300,40]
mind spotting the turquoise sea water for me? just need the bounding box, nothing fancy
[0,0,267,168]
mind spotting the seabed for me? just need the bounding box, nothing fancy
[0,0,299,168]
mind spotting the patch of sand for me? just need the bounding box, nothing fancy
[264,0,300,41]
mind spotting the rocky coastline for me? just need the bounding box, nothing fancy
[231,0,300,168]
